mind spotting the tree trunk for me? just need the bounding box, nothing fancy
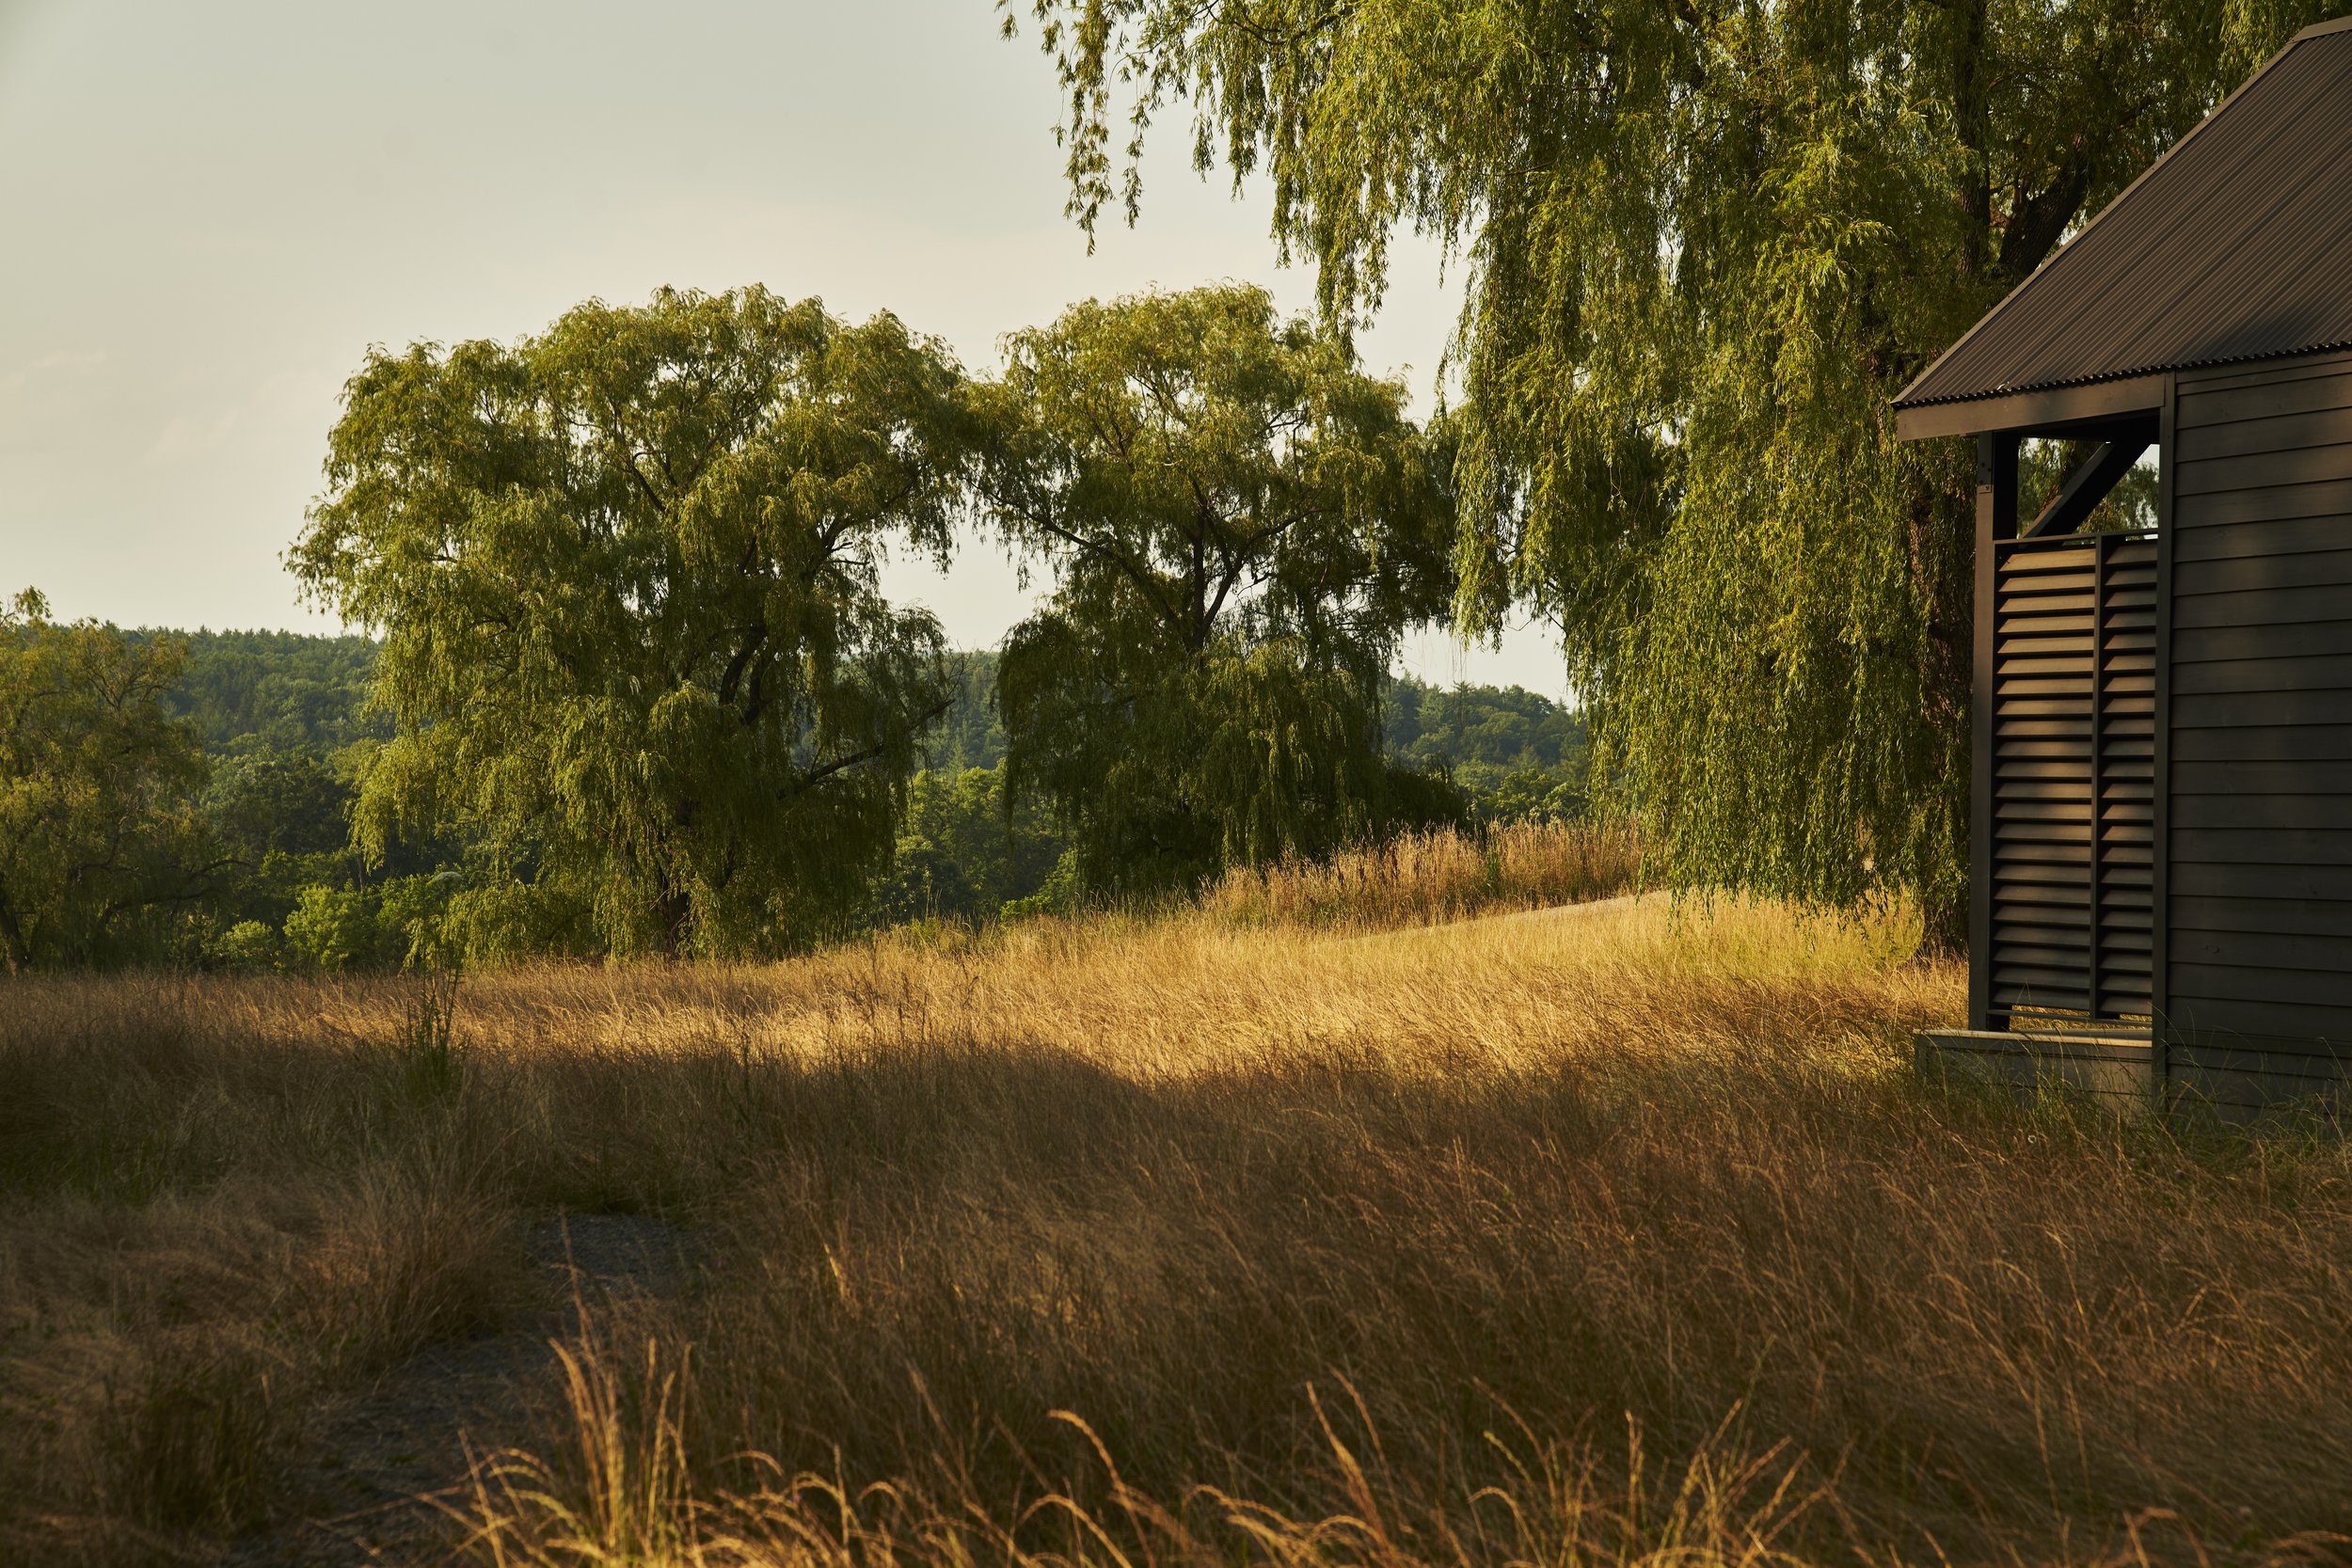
[0,898,27,975]
[1906,458,1978,967]
[653,876,693,959]
[1916,884,1968,961]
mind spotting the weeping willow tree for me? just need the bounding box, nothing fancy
[972,284,1460,894]
[293,288,973,958]
[1003,0,2333,945]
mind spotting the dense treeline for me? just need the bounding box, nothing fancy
[0,593,217,972]
[2,593,1585,971]
[1386,676,1589,823]
[6,283,1601,971]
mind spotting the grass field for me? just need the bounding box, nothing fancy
[6,825,2351,1566]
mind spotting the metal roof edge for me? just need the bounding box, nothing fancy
[1902,337,2352,410]
[1894,341,2352,441]
[1895,372,2168,441]
[1891,20,2339,410]
[1899,362,2170,412]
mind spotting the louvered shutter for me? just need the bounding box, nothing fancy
[1990,530,2157,1026]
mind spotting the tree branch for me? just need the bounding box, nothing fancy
[776,696,955,800]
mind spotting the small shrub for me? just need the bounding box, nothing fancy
[210,918,282,972]
[1000,848,1083,924]
[396,969,464,1101]
[282,884,395,971]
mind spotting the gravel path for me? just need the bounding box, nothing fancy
[227,1212,693,1568]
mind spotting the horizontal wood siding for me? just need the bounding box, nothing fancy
[2168,351,2352,1076]
[1987,531,2155,1022]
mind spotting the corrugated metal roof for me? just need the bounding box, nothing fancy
[1896,17,2352,410]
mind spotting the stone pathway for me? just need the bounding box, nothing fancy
[227,1213,692,1568]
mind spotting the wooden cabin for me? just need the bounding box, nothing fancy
[1899,16,2352,1116]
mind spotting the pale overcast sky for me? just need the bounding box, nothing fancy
[0,0,1566,694]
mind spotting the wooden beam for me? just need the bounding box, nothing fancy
[1896,374,2169,441]
[2022,435,2153,537]
[1972,433,2018,1033]
[2152,373,2176,1101]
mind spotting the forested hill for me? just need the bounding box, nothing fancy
[152,631,1584,790]
[143,629,388,756]
[1385,676,1583,771]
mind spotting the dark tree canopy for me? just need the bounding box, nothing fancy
[974,284,1460,890]
[292,286,975,958]
[876,764,1068,925]
[1005,0,2337,942]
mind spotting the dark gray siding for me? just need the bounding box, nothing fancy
[2167,349,2352,1100]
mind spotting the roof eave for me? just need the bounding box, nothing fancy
[1893,18,2348,414]
[1894,373,2168,441]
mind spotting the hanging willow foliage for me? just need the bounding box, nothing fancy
[974,284,1461,893]
[1002,0,2334,946]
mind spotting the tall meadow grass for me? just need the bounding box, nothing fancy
[1198,819,1642,928]
[3,827,2347,1565]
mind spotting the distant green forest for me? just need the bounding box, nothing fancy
[151,629,389,756]
[159,630,1582,796]
[81,630,1581,969]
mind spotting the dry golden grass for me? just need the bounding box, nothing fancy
[1198,819,1642,928]
[5,839,2351,1566]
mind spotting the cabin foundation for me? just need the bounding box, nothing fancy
[1915,1030,2157,1117]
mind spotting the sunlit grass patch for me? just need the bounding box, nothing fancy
[5,877,2350,1566]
